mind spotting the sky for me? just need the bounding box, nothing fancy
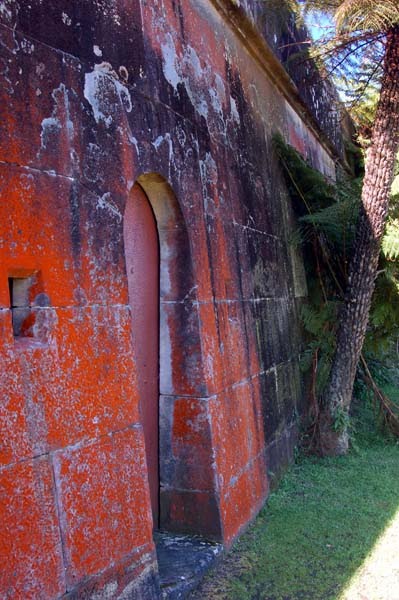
[305,10,334,42]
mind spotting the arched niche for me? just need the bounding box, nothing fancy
[136,174,196,396]
[124,174,221,538]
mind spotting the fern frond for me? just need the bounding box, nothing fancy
[300,302,339,337]
[382,220,399,260]
[301,304,326,336]
[335,0,399,34]
[370,302,396,328]
[288,226,306,248]
[300,196,360,249]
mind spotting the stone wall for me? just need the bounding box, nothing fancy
[230,0,345,158]
[0,1,343,598]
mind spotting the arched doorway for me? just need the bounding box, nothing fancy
[124,183,160,525]
[124,174,222,538]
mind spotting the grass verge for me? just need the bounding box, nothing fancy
[192,433,399,599]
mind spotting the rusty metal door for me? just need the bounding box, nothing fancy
[124,184,160,526]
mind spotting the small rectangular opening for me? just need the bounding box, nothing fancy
[8,276,35,338]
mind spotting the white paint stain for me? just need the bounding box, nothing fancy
[97,192,122,221]
[0,2,12,21]
[160,38,208,119]
[90,580,118,600]
[186,46,203,78]
[230,96,240,124]
[152,135,164,150]
[84,63,132,129]
[20,38,34,54]
[36,62,45,76]
[161,33,181,90]
[40,83,74,150]
[209,73,226,120]
[93,45,103,57]
[151,133,174,178]
[200,152,218,186]
[61,12,72,26]
[182,45,209,120]
[40,117,62,149]
[84,70,113,127]
[127,134,140,157]
[160,37,239,130]
[199,152,218,216]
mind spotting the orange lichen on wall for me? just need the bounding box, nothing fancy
[0,0,340,597]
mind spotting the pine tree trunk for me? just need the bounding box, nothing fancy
[320,25,399,456]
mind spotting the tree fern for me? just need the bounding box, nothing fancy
[272,1,399,452]
[275,134,399,440]
[334,0,399,34]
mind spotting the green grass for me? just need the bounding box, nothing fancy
[193,431,399,599]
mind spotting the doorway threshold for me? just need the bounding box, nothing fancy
[154,531,223,599]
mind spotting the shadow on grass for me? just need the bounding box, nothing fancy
[191,438,399,600]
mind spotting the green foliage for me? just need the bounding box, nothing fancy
[298,1,399,118]
[300,302,336,338]
[370,301,396,329]
[331,405,351,432]
[300,190,359,252]
[365,258,399,353]
[300,302,339,395]
[302,0,399,33]
[275,134,399,437]
[354,355,399,437]
[275,134,355,400]
[382,219,399,259]
[334,0,399,34]
[349,84,379,145]
[273,134,336,215]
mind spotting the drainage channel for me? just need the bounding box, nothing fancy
[154,531,223,599]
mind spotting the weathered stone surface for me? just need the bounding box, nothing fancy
[64,560,160,600]
[155,532,223,599]
[0,457,66,598]
[0,0,345,597]
[234,0,346,160]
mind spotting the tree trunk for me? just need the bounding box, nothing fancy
[320,25,399,456]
